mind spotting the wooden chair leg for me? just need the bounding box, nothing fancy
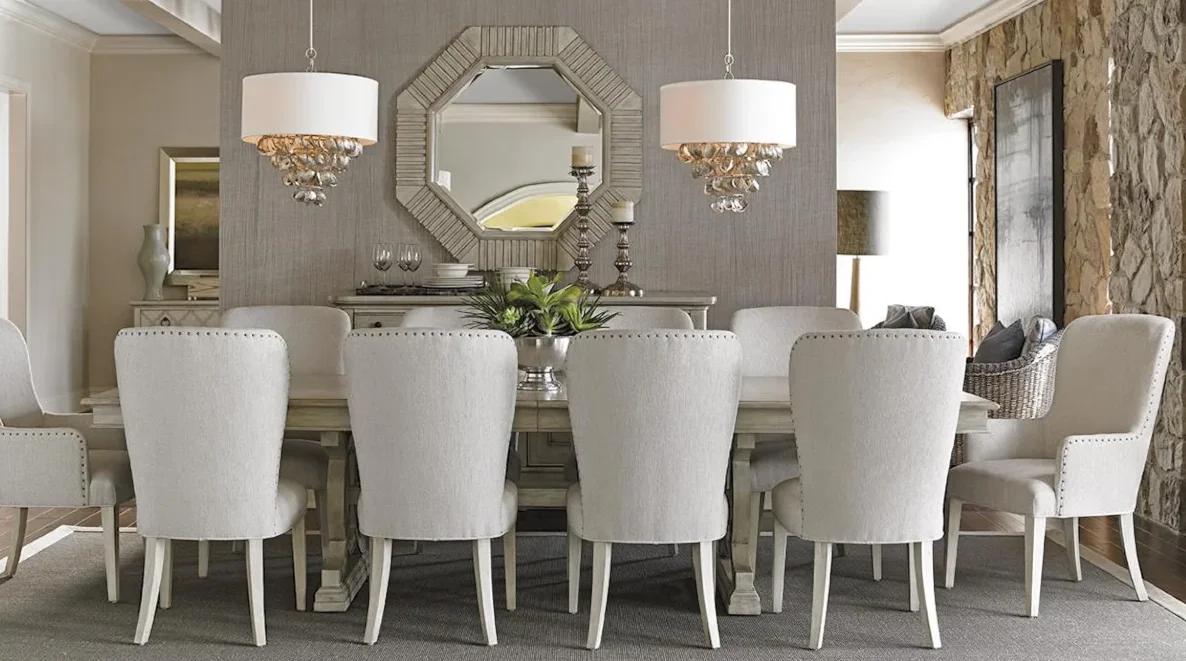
[670,544,680,557]
[808,542,833,650]
[291,515,307,611]
[363,538,392,644]
[692,540,720,649]
[473,538,498,646]
[1119,513,1148,602]
[913,541,941,649]
[871,544,883,581]
[1024,516,1046,617]
[134,538,166,645]
[3,507,28,579]
[246,539,266,646]
[159,539,173,610]
[1063,517,1082,582]
[567,532,582,614]
[586,541,612,650]
[197,540,209,578]
[908,543,918,612]
[943,499,962,588]
[101,506,120,602]
[771,520,788,613]
[835,543,847,557]
[503,525,517,612]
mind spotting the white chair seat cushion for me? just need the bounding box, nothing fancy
[358,480,518,541]
[279,439,329,489]
[750,437,800,493]
[566,483,728,543]
[87,450,135,507]
[268,478,310,539]
[770,477,803,536]
[947,458,1058,517]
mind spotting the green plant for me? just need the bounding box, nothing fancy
[463,273,618,337]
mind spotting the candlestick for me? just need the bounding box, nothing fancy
[571,146,594,167]
[599,201,644,297]
[570,164,597,291]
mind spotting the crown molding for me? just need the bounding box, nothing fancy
[940,0,1046,46]
[836,34,946,53]
[0,0,98,51]
[92,35,205,55]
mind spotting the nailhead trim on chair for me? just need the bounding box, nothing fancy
[0,428,89,505]
[348,330,513,340]
[574,331,737,341]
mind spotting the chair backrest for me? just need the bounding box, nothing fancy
[344,330,517,540]
[603,307,695,330]
[1042,315,1175,455]
[222,305,351,375]
[0,319,43,426]
[399,306,470,329]
[114,329,290,539]
[791,330,966,543]
[731,306,862,377]
[566,331,742,543]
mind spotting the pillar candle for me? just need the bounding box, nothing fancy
[572,146,594,167]
[611,200,635,224]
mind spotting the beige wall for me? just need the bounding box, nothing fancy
[837,52,970,333]
[88,54,219,389]
[0,16,90,411]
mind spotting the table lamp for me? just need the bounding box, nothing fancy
[838,190,890,317]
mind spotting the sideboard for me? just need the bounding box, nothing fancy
[131,300,220,328]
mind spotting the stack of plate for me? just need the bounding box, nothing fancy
[423,275,485,290]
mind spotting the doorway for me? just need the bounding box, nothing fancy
[0,76,30,335]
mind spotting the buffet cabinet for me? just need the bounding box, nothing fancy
[131,300,220,328]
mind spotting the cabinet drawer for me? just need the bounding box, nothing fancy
[354,313,406,329]
[135,308,220,328]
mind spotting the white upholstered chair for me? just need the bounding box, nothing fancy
[770,330,966,650]
[945,314,1174,617]
[565,331,742,650]
[0,319,133,603]
[399,305,470,329]
[603,306,695,330]
[115,329,310,646]
[345,329,519,646]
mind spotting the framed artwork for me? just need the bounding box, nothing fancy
[994,61,1065,326]
[159,147,219,278]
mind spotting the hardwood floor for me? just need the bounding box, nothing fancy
[3,506,1185,605]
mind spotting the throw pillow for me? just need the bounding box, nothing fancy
[1021,316,1057,355]
[874,304,936,330]
[973,319,1025,363]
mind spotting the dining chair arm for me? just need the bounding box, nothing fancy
[1053,432,1146,518]
[0,427,90,507]
[44,412,126,451]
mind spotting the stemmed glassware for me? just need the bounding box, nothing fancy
[406,244,422,286]
[372,243,393,286]
[395,244,423,287]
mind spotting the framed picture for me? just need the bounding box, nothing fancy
[158,147,219,280]
[994,61,1065,327]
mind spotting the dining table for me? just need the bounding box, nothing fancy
[83,375,998,615]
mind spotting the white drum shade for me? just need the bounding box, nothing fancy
[659,79,797,149]
[241,72,379,145]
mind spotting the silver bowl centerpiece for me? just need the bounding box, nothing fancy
[463,272,618,392]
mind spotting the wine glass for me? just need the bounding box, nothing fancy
[372,243,393,286]
[406,244,422,286]
[396,243,412,287]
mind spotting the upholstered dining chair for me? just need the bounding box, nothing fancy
[565,331,742,650]
[945,314,1174,617]
[603,306,695,330]
[115,329,313,646]
[345,329,519,646]
[214,306,342,575]
[770,330,966,650]
[0,319,133,603]
[399,305,470,329]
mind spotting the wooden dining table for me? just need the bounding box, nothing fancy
[83,376,998,615]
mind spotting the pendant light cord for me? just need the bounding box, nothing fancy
[723,0,734,79]
[305,0,318,72]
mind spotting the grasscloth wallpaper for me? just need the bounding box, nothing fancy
[219,0,837,328]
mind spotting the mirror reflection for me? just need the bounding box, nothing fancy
[436,66,603,232]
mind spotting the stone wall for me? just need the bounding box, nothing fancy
[945,0,1113,342]
[1110,0,1185,530]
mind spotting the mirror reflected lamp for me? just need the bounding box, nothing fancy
[838,190,890,318]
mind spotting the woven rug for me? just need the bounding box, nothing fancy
[0,529,1183,660]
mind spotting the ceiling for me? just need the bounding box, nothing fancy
[24,0,170,35]
[837,0,1000,34]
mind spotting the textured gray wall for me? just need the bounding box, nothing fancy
[220,0,837,328]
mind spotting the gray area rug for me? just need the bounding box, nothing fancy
[0,530,1183,660]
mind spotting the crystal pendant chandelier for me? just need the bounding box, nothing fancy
[659,0,797,213]
[240,0,378,206]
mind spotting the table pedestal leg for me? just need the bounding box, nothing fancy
[718,434,762,615]
[314,431,367,612]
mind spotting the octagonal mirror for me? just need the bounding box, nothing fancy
[396,26,642,270]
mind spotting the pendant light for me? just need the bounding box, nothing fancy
[241,0,379,206]
[659,0,797,213]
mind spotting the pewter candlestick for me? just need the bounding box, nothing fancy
[599,200,643,297]
[570,164,597,291]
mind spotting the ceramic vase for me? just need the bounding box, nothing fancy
[137,224,170,301]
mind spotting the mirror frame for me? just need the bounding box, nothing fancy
[158,147,219,282]
[395,26,642,270]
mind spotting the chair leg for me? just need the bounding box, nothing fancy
[943,499,962,589]
[134,538,166,645]
[1024,516,1046,618]
[1063,517,1082,582]
[670,544,680,557]
[197,540,209,578]
[291,515,307,611]
[567,532,581,614]
[3,507,28,578]
[363,538,392,644]
[1119,513,1148,602]
[503,525,517,612]
[747,492,761,570]
[101,506,120,603]
[871,544,883,581]
[232,539,244,553]
[808,542,833,651]
[474,538,498,646]
[771,520,788,613]
[908,543,918,612]
[586,541,612,650]
[835,543,847,557]
[913,541,941,649]
[314,490,330,574]
[246,539,266,646]
[692,540,720,649]
[159,539,173,610]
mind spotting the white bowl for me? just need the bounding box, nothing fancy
[433,263,472,278]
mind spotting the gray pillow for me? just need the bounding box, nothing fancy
[1021,316,1057,355]
[873,304,936,330]
[973,319,1025,363]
